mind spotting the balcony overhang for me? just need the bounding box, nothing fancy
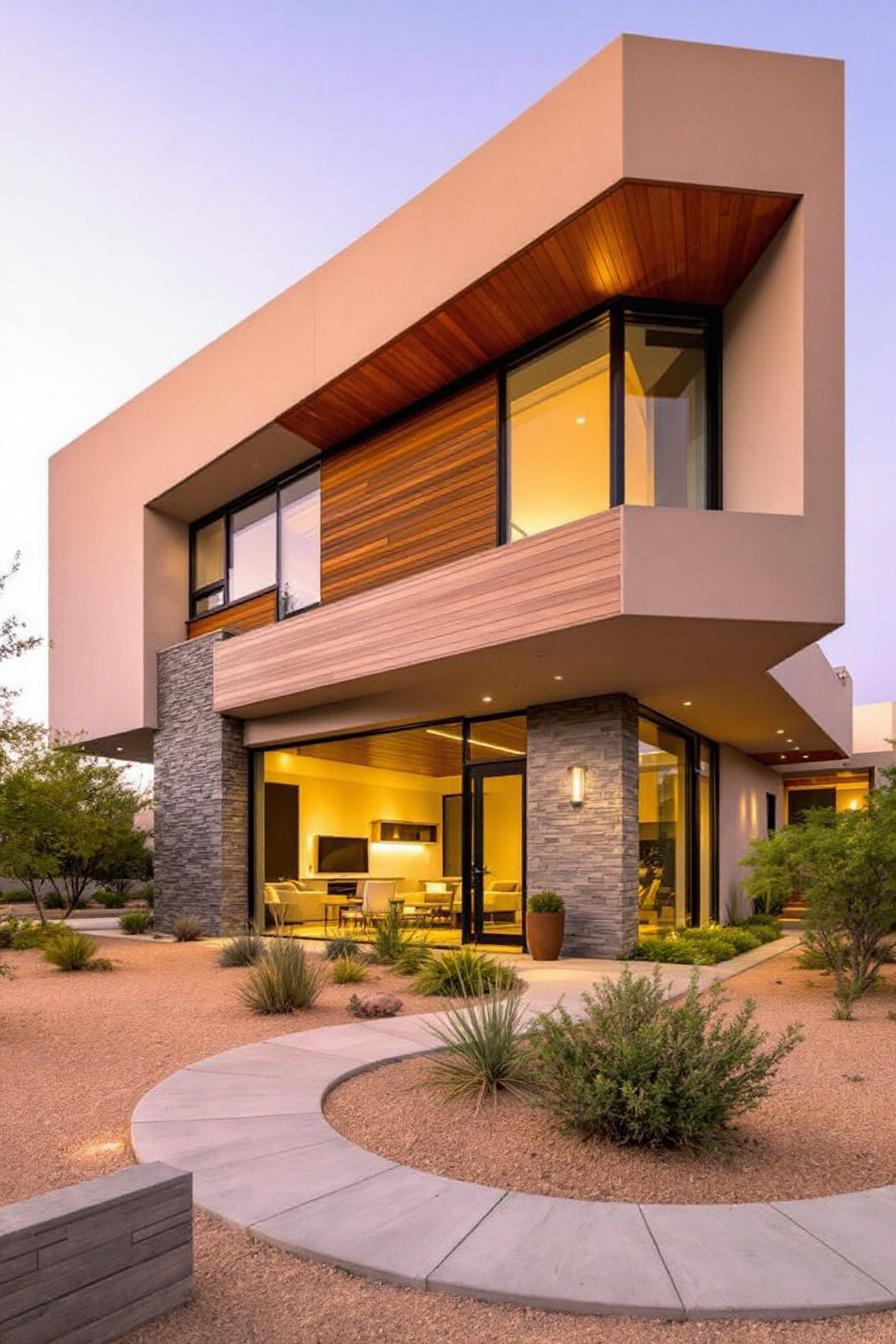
[276,180,798,452]
[212,509,843,762]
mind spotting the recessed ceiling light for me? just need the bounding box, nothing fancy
[786,738,793,744]
[682,700,692,707]
[116,747,123,752]
[481,695,493,704]
[776,729,785,735]
[575,415,586,425]
[553,674,564,681]
[803,754,809,760]
[780,754,787,760]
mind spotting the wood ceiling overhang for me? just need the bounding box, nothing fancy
[277,179,798,451]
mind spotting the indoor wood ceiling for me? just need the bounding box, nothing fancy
[291,716,527,777]
[278,179,798,450]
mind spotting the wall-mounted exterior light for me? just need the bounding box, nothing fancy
[568,764,587,809]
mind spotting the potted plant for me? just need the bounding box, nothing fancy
[526,890,565,961]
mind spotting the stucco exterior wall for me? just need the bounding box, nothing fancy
[718,744,783,921]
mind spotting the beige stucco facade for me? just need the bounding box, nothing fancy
[49,34,845,771]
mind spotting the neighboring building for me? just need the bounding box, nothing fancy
[48,35,848,956]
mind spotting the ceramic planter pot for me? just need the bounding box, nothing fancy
[526,910,565,961]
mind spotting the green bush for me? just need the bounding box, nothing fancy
[1,890,34,904]
[331,954,368,984]
[633,924,763,966]
[93,891,128,909]
[240,939,326,1014]
[370,905,419,965]
[141,882,154,908]
[42,892,65,910]
[324,936,363,961]
[691,925,761,955]
[527,890,565,914]
[119,910,153,935]
[43,928,113,973]
[171,916,204,942]
[217,932,264,967]
[411,948,519,997]
[738,914,783,942]
[527,966,802,1149]
[632,935,705,965]
[424,989,532,1109]
[392,943,433,976]
[7,917,62,950]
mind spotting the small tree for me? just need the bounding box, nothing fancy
[743,773,896,1016]
[0,556,41,772]
[0,741,149,920]
[90,824,153,897]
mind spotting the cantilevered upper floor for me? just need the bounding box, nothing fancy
[48,34,845,762]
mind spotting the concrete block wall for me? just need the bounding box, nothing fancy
[527,694,640,957]
[154,632,249,934]
[0,1163,192,1344]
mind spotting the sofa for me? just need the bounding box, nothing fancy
[263,881,326,925]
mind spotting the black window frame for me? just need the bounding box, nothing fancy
[188,459,321,621]
[500,296,721,543]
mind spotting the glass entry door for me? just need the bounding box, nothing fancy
[465,761,525,947]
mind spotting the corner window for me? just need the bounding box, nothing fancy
[189,464,321,620]
[506,320,610,542]
[503,302,718,542]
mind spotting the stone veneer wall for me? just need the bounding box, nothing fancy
[154,633,249,935]
[527,695,639,957]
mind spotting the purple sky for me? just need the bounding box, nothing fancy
[1,0,894,723]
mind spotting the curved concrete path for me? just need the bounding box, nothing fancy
[131,945,896,1321]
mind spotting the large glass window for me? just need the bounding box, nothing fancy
[279,469,321,617]
[228,493,277,602]
[638,717,688,932]
[624,318,707,508]
[503,304,715,543]
[506,321,610,542]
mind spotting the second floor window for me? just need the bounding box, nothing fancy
[189,463,321,619]
[505,303,718,543]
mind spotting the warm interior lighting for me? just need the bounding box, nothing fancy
[481,695,493,703]
[568,764,587,809]
[776,729,785,735]
[370,841,425,852]
[780,754,787,760]
[682,700,692,707]
[425,727,525,757]
[575,415,586,425]
[553,674,564,681]
[849,799,860,810]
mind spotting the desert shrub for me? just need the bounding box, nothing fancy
[527,966,802,1149]
[392,943,433,976]
[119,910,153,935]
[631,935,707,965]
[370,905,419,965]
[424,988,531,1109]
[9,917,62,950]
[1,890,34,904]
[692,925,761,955]
[43,928,113,972]
[412,947,518,996]
[324,936,363,962]
[0,916,19,949]
[240,940,326,1014]
[93,890,128,909]
[42,892,65,910]
[217,932,264,967]
[738,914,783,942]
[141,882,154,907]
[331,955,368,984]
[348,991,402,1018]
[527,890,565,914]
[743,783,896,1014]
[171,915,204,942]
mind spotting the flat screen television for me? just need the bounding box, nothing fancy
[317,835,369,874]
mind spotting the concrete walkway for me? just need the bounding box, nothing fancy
[130,940,896,1321]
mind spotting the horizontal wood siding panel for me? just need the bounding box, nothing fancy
[320,377,498,603]
[214,511,621,715]
[187,588,277,639]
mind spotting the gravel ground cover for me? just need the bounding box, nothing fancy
[327,950,896,1204]
[3,937,896,1343]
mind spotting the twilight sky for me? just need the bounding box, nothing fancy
[1,0,894,725]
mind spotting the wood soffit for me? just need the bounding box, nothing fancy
[277,179,798,450]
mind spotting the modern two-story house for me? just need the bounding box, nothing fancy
[48,35,848,956]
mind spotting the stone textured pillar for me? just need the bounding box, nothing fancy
[154,632,249,935]
[527,695,639,958]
